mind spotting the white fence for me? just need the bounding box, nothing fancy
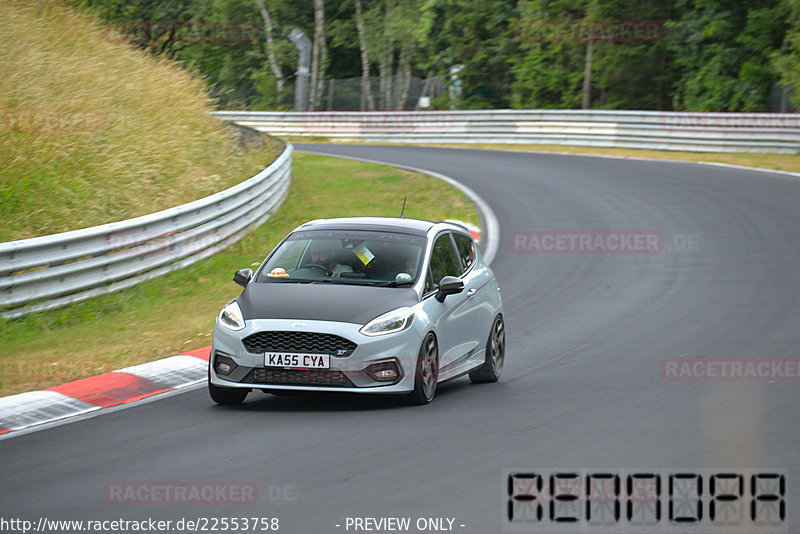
[212,110,800,154]
[0,142,293,319]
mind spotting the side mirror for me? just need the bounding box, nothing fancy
[435,275,464,302]
[233,268,253,287]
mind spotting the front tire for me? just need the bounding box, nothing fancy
[470,314,504,383]
[407,333,438,405]
[208,380,249,405]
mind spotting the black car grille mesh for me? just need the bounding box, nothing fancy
[246,368,354,387]
[242,331,357,357]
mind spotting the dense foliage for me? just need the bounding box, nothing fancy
[71,0,800,111]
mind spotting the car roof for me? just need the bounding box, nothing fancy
[295,217,458,237]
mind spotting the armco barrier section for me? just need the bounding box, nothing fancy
[212,110,800,154]
[0,142,293,319]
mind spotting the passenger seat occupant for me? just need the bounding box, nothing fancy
[393,257,417,283]
[402,258,416,278]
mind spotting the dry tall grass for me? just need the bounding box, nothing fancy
[0,0,280,241]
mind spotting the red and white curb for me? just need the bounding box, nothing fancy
[0,347,210,437]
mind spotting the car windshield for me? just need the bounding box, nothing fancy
[256,229,426,286]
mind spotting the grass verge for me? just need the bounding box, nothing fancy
[0,0,282,241]
[0,152,479,396]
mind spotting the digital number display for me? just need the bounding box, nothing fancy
[504,469,786,533]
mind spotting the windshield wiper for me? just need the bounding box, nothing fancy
[374,280,415,287]
[322,279,376,286]
[318,279,404,287]
[264,278,319,283]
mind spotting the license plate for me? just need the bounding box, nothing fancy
[265,352,330,369]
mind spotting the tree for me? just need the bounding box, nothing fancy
[354,0,376,109]
[420,0,520,109]
[254,0,285,94]
[73,0,793,112]
[339,0,425,110]
[309,0,328,110]
[72,0,204,58]
[669,0,788,111]
[511,0,680,110]
[510,0,590,109]
[771,0,800,109]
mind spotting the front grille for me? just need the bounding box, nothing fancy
[245,368,355,387]
[242,331,357,357]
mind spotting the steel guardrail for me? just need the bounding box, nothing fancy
[0,141,293,319]
[212,110,800,154]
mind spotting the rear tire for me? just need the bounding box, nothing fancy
[407,333,438,405]
[208,380,249,405]
[470,314,504,383]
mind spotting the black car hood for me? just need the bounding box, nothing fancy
[237,282,420,325]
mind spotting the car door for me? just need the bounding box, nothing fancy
[420,232,482,375]
[451,231,494,358]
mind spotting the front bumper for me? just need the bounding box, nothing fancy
[209,318,423,394]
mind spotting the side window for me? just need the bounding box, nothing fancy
[452,232,475,272]
[428,233,462,291]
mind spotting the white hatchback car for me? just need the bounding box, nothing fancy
[209,217,504,405]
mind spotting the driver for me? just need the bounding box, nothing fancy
[310,242,353,277]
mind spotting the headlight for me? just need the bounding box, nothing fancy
[360,307,414,336]
[218,301,245,331]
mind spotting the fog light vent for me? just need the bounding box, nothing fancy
[214,352,237,376]
[365,360,401,382]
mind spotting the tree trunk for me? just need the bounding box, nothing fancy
[379,51,393,110]
[317,26,327,109]
[354,0,375,110]
[254,0,284,94]
[582,39,593,109]
[378,0,395,110]
[395,44,412,110]
[309,0,326,110]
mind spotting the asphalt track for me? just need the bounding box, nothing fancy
[2,145,799,533]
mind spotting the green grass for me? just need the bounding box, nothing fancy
[0,152,479,396]
[0,0,281,241]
